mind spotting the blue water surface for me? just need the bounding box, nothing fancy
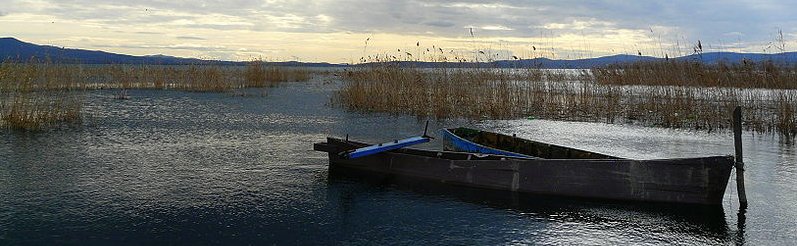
[1,77,795,245]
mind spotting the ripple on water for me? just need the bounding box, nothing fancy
[1,78,796,244]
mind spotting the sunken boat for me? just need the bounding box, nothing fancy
[314,127,734,205]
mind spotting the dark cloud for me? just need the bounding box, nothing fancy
[7,0,797,50]
[424,21,456,28]
[0,11,7,17]
[176,36,207,40]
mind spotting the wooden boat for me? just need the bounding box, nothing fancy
[441,127,619,159]
[314,135,734,205]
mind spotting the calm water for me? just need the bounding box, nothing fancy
[1,77,795,245]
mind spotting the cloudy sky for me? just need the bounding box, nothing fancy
[1,0,795,63]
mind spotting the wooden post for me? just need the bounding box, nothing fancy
[423,120,429,137]
[733,106,748,208]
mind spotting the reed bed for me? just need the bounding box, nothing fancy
[0,59,313,130]
[0,91,84,130]
[0,59,313,91]
[592,60,797,89]
[336,64,797,137]
[0,61,84,130]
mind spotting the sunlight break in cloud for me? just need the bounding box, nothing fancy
[481,25,513,31]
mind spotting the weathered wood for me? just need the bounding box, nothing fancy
[342,136,430,159]
[733,106,748,208]
[314,137,735,205]
[441,127,621,159]
[439,128,536,158]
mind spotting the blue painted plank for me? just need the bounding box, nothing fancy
[345,136,430,159]
[440,129,534,158]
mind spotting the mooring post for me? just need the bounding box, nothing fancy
[733,106,748,208]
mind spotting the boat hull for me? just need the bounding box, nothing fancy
[441,128,620,159]
[314,138,734,205]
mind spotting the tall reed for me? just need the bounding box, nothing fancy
[0,60,313,92]
[591,60,797,89]
[336,64,797,136]
[0,59,84,130]
[0,59,314,130]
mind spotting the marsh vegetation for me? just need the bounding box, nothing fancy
[0,59,312,130]
[335,62,797,137]
[2,55,796,137]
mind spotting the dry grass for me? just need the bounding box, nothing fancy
[1,91,83,130]
[0,59,313,91]
[245,60,312,87]
[0,60,83,130]
[592,60,797,89]
[335,64,797,137]
[0,59,313,130]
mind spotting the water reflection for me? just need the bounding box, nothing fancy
[328,165,733,244]
[1,76,794,245]
[736,208,747,245]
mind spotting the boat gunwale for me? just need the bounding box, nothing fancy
[440,128,537,159]
[444,127,627,160]
[319,137,539,161]
[322,137,734,164]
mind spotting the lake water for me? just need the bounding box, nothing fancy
[1,76,795,245]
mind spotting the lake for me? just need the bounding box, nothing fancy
[1,76,795,245]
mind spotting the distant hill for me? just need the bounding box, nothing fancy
[0,37,345,67]
[360,55,658,69]
[3,37,797,68]
[492,54,661,69]
[676,52,797,64]
[0,37,236,65]
[366,52,797,69]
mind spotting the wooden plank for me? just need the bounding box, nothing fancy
[343,136,430,159]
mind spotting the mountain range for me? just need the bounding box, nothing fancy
[0,37,343,67]
[2,37,797,68]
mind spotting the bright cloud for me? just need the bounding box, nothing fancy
[1,0,795,62]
